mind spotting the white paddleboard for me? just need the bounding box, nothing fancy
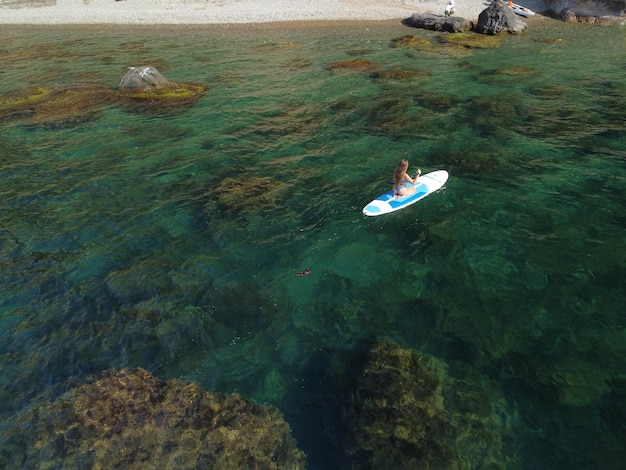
[510,3,535,16]
[362,170,448,217]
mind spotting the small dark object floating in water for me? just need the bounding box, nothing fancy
[297,268,311,276]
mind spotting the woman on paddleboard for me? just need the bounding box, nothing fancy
[393,158,421,197]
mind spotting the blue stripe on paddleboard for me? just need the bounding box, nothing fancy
[365,205,381,213]
[388,187,429,209]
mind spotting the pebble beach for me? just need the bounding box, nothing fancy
[0,0,547,25]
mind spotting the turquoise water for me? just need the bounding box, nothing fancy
[1,20,625,468]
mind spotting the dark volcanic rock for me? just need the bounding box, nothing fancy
[476,0,528,34]
[402,12,474,32]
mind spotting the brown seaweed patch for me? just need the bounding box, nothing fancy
[438,32,502,49]
[0,85,115,125]
[363,95,432,138]
[345,48,376,56]
[30,86,116,125]
[440,149,504,175]
[465,93,528,136]
[525,84,570,100]
[209,71,244,85]
[412,90,463,113]
[119,40,151,55]
[370,67,431,81]
[491,65,537,76]
[210,176,286,215]
[346,339,518,469]
[284,57,312,70]
[327,58,380,73]
[2,41,106,64]
[477,65,538,83]
[117,82,210,113]
[390,35,434,50]
[4,368,306,469]
[0,86,50,112]
[253,41,302,53]
[240,103,323,143]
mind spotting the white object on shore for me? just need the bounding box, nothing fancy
[509,2,535,16]
[444,0,456,16]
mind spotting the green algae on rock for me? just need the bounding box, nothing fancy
[0,66,210,124]
[438,32,503,49]
[0,85,115,124]
[5,368,305,469]
[347,340,518,469]
[0,86,50,111]
[116,82,210,113]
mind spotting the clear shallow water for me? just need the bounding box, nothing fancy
[1,20,625,468]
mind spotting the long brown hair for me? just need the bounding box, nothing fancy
[394,158,409,187]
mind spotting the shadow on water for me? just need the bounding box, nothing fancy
[281,341,373,469]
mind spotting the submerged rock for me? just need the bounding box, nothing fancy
[117,66,210,112]
[118,66,171,92]
[5,368,305,469]
[0,65,209,125]
[0,85,115,125]
[438,31,503,48]
[209,176,286,215]
[327,58,380,73]
[346,339,517,469]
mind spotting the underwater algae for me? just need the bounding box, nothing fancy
[346,339,518,469]
[3,368,305,469]
[0,75,209,125]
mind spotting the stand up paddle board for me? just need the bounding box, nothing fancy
[362,170,448,216]
[509,3,535,17]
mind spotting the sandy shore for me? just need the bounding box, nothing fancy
[0,0,546,25]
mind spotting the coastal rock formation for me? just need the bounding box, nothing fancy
[118,65,171,92]
[4,368,305,469]
[0,66,209,125]
[544,0,626,22]
[402,12,474,32]
[476,0,528,34]
[346,339,517,469]
[117,66,210,112]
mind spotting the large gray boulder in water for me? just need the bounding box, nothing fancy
[475,0,528,34]
[115,65,210,113]
[118,66,171,92]
[402,12,474,32]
